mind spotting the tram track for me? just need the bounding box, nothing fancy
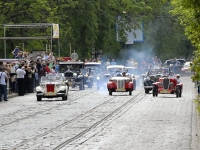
[53,91,146,150]
[0,89,96,128]
[11,90,146,149]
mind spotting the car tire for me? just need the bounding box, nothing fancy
[179,88,182,97]
[79,79,84,90]
[145,89,149,94]
[129,90,132,95]
[37,96,42,101]
[88,82,92,88]
[152,85,158,97]
[62,94,67,100]
[133,80,136,90]
[176,86,180,98]
[109,90,112,96]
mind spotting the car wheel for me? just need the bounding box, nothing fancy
[129,90,132,95]
[179,88,182,97]
[109,90,112,96]
[176,86,180,98]
[37,96,42,101]
[62,94,67,100]
[133,80,136,90]
[79,79,84,90]
[152,85,158,97]
[88,82,92,88]
[145,89,149,94]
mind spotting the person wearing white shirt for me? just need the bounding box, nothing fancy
[176,74,181,84]
[0,67,8,102]
[16,65,26,96]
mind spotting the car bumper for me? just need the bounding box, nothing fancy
[36,93,66,97]
[144,86,153,89]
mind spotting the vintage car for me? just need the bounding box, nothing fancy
[84,62,102,83]
[107,65,125,76]
[107,76,134,95]
[181,61,192,75]
[152,74,183,98]
[97,73,112,90]
[36,73,69,101]
[143,68,169,94]
[59,61,92,90]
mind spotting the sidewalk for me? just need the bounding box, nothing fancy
[7,93,18,99]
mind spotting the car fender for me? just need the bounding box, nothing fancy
[36,86,44,93]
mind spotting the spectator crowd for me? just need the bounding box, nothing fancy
[0,45,183,102]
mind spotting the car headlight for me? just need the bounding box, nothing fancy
[97,76,100,80]
[73,73,77,77]
[41,84,45,88]
[56,84,60,88]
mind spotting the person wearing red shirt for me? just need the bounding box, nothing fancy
[45,63,51,73]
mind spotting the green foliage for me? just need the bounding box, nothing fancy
[170,0,200,81]
[0,0,194,63]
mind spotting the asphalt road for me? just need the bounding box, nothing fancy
[0,76,199,150]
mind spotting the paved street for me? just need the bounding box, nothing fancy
[0,76,199,150]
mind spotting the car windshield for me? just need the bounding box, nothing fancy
[59,64,83,73]
[40,73,65,83]
[107,67,124,74]
[85,65,100,71]
[148,68,170,76]
[125,68,138,74]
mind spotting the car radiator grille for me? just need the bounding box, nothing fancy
[46,84,55,92]
[163,78,170,90]
[117,80,125,89]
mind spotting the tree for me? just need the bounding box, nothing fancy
[170,0,200,81]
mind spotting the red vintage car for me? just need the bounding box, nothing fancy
[152,75,183,98]
[107,76,134,95]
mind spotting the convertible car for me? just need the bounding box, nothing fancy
[143,68,165,94]
[36,73,69,101]
[107,75,134,96]
[152,74,183,98]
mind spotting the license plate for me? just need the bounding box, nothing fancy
[47,92,56,95]
[160,89,170,94]
[116,88,126,92]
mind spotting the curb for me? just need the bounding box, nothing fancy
[7,93,18,99]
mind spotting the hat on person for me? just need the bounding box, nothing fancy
[176,74,180,77]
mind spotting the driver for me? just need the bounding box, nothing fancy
[176,74,181,83]
[122,71,126,77]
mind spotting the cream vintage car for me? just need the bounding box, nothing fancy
[36,73,69,101]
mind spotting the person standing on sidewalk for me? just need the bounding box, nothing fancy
[16,65,26,96]
[0,67,8,102]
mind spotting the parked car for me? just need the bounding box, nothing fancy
[163,59,186,67]
[181,61,192,75]
[36,73,69,101]
[59,61,86,90]
[152,73,183,98]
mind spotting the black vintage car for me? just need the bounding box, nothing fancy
[143,68,170,94]
[59,61,86,90]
